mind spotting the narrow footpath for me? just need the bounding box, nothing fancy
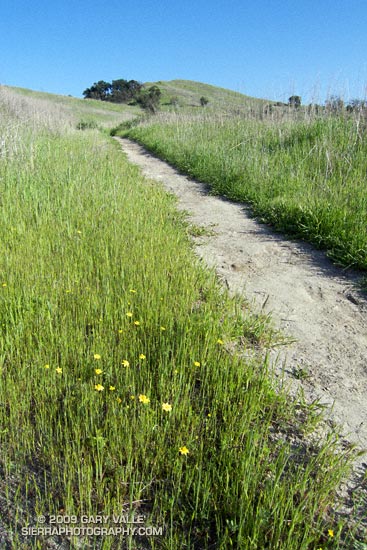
[115,137,367,472]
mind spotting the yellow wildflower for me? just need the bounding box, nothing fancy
[130,395,135,400]
[162,403,172,412]
[116,397,122,403]
[194,361,201,367]
[44,364,50,369]
[94,384,104,392]
[217,339,224,345]
[93,354,101,360]
[328,529,334,538]
[139,354,146,360]
[109,386,116,391]
[122,359,130,367]
[56,367,62,374]
[95,368,103,375]
[134,320,140,326]
[126,312,133,318]
[179,446,189,456]
[160,326,166,331]
[138,394,150,404]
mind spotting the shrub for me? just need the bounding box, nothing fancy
[288,95,301,108]
[76,120,98,130]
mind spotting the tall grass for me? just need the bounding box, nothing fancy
[122,111,367,271]
[0,88,360,549]
[6,85,141,130]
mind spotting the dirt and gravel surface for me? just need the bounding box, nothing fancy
[116,137,367,473]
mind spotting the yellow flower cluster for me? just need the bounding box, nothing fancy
[138,394,150,405]
[179,446,189,456]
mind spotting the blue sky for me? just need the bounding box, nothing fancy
[0,0,366,103]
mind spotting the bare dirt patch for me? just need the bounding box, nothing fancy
[115,137,367,473]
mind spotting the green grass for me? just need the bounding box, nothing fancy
[119,111,367,272]
[0,85,362,549]
[145,79,268,113]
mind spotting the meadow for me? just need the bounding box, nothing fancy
[0,85,363,549]
[120,109,367,273]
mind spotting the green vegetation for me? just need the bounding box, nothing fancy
[136,85,162,113]
[0,84,362,549]
[83,79,143,103]
[288,95,302,108]
[118,111,367,271]
[148,79,268,113]
[82,78,162,114]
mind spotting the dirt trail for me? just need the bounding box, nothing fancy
[116,137,367,468]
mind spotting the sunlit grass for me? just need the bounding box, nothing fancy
[0,88,360,549]
[122,111,367,271]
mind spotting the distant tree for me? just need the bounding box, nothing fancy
[82,86,93,99]
[83,78,143,104]
[109,79,129,103]
[200,96,209,107]
[288,95,301,108]
[110,79,143,103]
[83,80,111,101]
[137,86,162,113]
[346,98,367,112]
[127,79,143,98]
[325,95,344,113]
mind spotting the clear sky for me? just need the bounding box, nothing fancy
[1,0,366,104]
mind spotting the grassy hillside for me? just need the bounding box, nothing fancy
[9,79,272,122]
[7,85,141,128]
[0,84,362,549]
[146,79,269,112]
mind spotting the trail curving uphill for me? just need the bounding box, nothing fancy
[115,137,367,468]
